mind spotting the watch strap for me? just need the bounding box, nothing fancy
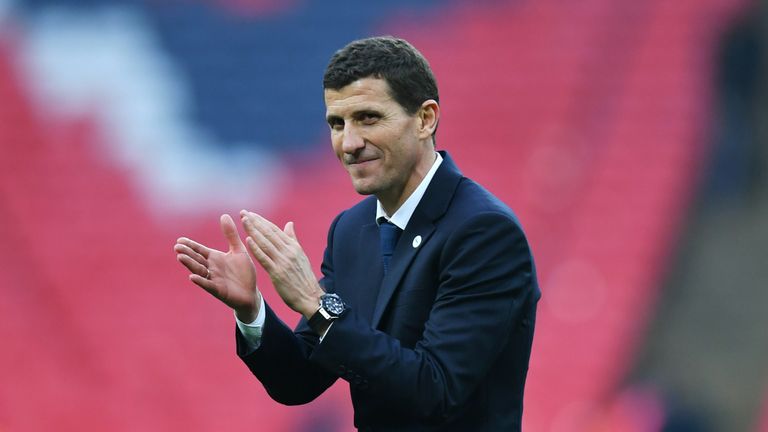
[308,307,334,334]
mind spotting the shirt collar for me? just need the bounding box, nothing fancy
[376,152,443,230]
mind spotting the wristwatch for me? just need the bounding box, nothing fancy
[308,293,347,334]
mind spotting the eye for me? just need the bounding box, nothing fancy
[358,111,380,125]
[327,117,344,131]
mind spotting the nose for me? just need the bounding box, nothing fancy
[341,124,365,154]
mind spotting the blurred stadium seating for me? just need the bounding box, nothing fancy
[0,0,756,430]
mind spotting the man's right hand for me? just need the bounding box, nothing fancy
[174,214,261,323]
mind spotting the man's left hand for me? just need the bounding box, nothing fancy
[240,210,324,319]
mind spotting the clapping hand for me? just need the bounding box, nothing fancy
[174,214,261,323]
[240,210,324,320]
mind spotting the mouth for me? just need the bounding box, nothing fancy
[346,156,379,167]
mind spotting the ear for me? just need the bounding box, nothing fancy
[417,99,439,140]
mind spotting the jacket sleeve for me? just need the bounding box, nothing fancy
[235,212,344,405]
[308,211,538,423]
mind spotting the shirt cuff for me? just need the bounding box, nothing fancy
[235,295,266,351]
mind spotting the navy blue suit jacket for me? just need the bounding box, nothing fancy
[237,151,540,431]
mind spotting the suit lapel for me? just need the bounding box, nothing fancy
[370,151,463,328]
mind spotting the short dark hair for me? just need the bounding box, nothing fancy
[323,36,439,115]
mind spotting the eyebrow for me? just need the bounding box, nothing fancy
[353,109,382,118]
[326,108,383,122]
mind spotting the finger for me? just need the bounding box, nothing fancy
[174,243,208,267]
[257,213,290,243]
[177,254,209,278]
[189,273,220,296]
[220,214,246,253]
[177,237,211,259]
[241,211,289,248]
[241,216,279,257]
[283,221,297,241]
[246,236,275,271]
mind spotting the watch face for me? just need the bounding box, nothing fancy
[322,294,345,316]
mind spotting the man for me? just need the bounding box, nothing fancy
[175,36,540,431]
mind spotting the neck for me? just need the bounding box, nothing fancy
[378,150,436,216]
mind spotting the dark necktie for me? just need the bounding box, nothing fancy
[379,220,402,274]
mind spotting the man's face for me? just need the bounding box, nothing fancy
[324,77,433,205]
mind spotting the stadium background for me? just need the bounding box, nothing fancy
[0,0,766,430]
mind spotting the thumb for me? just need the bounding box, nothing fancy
[220,214,245,252]
[284,221,297,240]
